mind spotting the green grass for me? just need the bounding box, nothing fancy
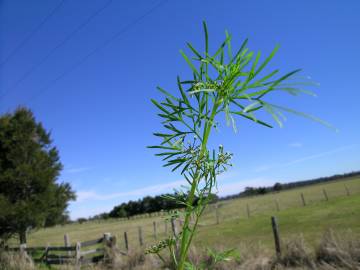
[196,193,360,249]
[24,176,360,252]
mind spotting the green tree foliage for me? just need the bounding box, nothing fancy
[106,192,214,219]
[273,182,283,192]
[0,107,75,244]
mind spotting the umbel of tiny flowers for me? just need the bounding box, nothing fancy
[148,21,331,270]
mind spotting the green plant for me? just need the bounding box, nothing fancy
[149,21,325,269]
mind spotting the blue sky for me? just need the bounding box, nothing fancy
[1,0,359,219]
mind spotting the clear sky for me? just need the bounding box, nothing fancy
[1,0,359,219]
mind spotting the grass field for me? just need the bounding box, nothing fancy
[25,176,360,253]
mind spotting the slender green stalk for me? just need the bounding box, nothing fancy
[183,181,214,260]
[178,99,221,269]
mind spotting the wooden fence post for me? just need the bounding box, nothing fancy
[300,193,306,206]
[171,217,179,256]
[275,199,280,212]
[171,218,178,237]
[103,233,116,255]
[271,216,281,258]
[42,244,49,264]
[138,227,144,247]
[322,189,329,201]
[64,234,71,256]
[19,243,27,257]
[153,221,157,240]
[103,233,111,246]
[344,185,350,196]
[19,243,26,252]
[111,235,117,247]
[124,232,129,251]
[215,204,220,224]
[75,241,81,270]
[19,243,33,264]
[246,203,250,218]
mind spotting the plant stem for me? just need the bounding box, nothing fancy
[183,175,215,258]
[177,98,221,270]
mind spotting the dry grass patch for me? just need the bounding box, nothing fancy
[0,250,35,270]
[1,230,360,269]
[315,229,360,269]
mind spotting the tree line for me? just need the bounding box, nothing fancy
[85,193,219,222]
[219,171,360,201]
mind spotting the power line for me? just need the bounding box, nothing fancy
[26,0,169,104]
[0,0,66,67]
[0,0,113,100]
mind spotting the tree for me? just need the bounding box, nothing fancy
[77,218,87,224]
[258,187,268,195]
[0,107,75,244]
[273,182,283,192]
[109,203,127,218]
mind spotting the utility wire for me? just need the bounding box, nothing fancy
[26,0,168,104]
[0,0,66,67]
[0,0,113,100]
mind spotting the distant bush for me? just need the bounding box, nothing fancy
[77,218,87,224]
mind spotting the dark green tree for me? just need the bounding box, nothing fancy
[273,182,283,192]
[0,107,75,244]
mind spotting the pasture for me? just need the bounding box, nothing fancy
[25,176,360,253]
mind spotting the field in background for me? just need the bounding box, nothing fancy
[25,176,360,252]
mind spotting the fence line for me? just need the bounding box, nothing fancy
[8,216,294,265]
[6,233,123,266]
[79,187,360,250]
